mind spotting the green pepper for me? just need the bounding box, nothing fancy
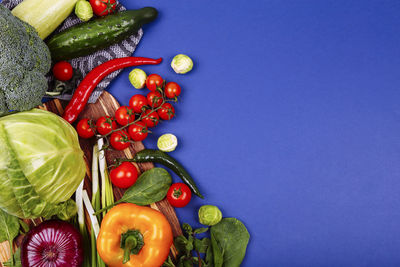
[133,149,204,198]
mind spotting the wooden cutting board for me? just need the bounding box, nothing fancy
[0,91,182,265]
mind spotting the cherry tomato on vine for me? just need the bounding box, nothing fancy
[96,116,117,135]
[147,91,163,108]
[157,103,175,120]
[142,109,159,128]
[129,94,148,113]
[89,0,117,17]
[53,61,73,81]
[76,118,95,138]
[110,162,138,188]
[115,106,135,126]
[110,130,130,150]
[128,121,148,141]
[167,183,192,208]
[146,74,163,91]
[164,82,181,98]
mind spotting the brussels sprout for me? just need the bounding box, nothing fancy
[129,68,147,89]
[171,54,193,74]
[75,0,93,22]
[198,205,222,226]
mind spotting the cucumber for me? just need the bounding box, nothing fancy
[47,7,158,61]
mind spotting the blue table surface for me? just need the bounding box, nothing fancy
[108,0,398,266]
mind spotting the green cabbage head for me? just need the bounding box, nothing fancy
[0,109,86,219]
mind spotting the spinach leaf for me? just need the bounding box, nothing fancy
[118,168,172,205]
[194,237,210,253]
[210,218,250,267]
[211,231,223,267]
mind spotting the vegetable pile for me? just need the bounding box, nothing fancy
[0,0,251,266]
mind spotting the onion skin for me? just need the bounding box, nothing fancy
[21,220,83,267]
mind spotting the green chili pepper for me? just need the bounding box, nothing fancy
[133,149,204,198]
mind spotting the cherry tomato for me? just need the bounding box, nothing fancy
[142,109,159,128]
[53,61,73,81]
[146,74,163,91]
[147,91,163,108]
[110,162,138,188]
[167,183,192,208]
[129,94,148,113]
[110,130,130,150]
[76,118,95,138]
[128,121,148,141]
[96,116,117,135]
[115,106,135,126]
[89,0,117,16]
[164,82,181,98]
[157,103,175,120]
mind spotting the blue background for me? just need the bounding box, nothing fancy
[111,0,400,266]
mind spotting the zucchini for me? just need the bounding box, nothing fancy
[47,7,158,61]
[12,0,78,40]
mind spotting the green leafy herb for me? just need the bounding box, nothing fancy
[96,168,171,214]
[118,168,171,205]
[210,218,250,267]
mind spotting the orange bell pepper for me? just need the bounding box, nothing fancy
[97,203,173,267]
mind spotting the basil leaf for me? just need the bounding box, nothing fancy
[0,209,19,243]
[119,168,171,205]
[194,227,208,234]
[210,218,250,267]
[182,223,193,235]
[174,235,189,256]
[194,237,210,254]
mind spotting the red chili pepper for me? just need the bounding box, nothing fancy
[62,57,162,124]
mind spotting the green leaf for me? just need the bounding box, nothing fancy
[186,235,194,253]
[194,227,209,234]
[0,209,19,243]
[18,220,29,233]
[205,244,214,267]
[182,223,193,235]
[3,247,21,267]
[174,235,189,256]
[211,231,224,267]
[118,168,172,205]
[162,256,176,267]
[210,218,250,267]
[194,237,210,254]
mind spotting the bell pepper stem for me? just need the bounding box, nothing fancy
[123,236,138,264]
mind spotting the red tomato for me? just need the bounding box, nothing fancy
[146,74,163,91]
[164,82,181,98]
[96,116,117,135]
[167,183,192,208]
[157,103,175,120]
[110,130,130,150]
[110,162,138,188]
[142,109,159,128]
[76,118,95,138]
[53,61,73,81]
[115,106,135,126]
[128,121,148,141]
[89,0,117,16]
[147,91,163,108]
[129,94,148,113]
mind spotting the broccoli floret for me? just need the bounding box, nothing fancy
[0,5,51,113]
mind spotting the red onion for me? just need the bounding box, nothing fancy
[21,220,83,267]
